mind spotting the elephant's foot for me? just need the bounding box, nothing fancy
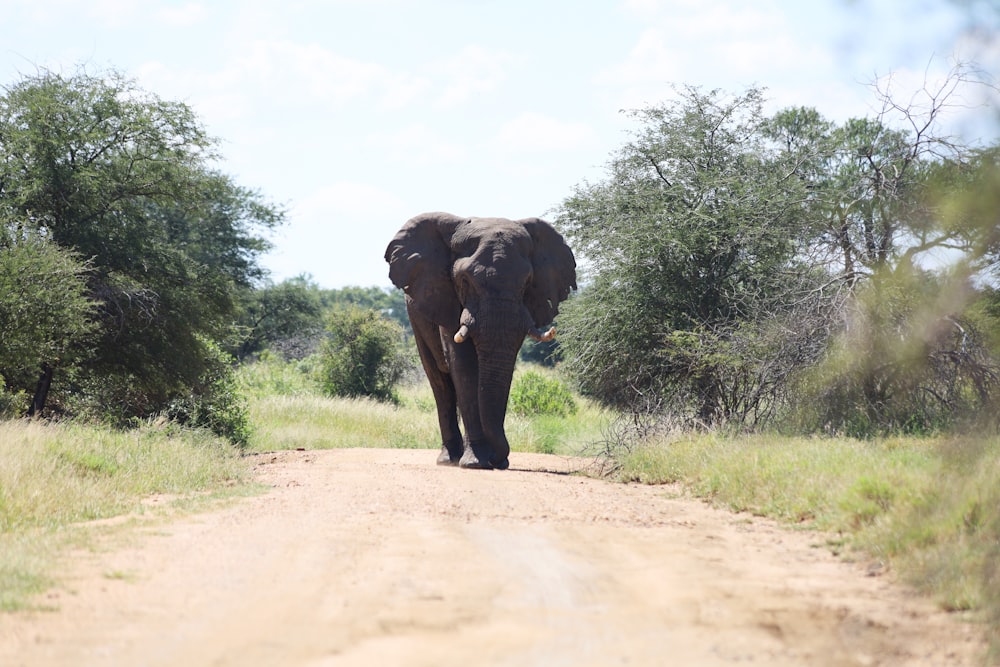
[458,448,494,470]
[457,446,510,471]
[437,444,462,466]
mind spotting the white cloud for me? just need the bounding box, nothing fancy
[596,2,863,118]
[87,0,142,27]
[594,28,679,89]
[596,4,799,90]
[234,40,391,104]
[491,113,597,153]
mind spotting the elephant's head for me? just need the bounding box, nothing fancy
[385,212,576,468]
[386,212,576,342]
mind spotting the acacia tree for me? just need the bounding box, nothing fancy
[767,62,987,282]
[0,68,282,430]
[556,86,827,425]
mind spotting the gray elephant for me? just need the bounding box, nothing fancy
[385,212,577,470]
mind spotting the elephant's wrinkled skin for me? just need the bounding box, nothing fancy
[385,212,576,469]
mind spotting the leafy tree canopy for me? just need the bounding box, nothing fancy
[556,85,822,422]
[0,67,283,427]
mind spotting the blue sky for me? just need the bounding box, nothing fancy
[2,1,995,288]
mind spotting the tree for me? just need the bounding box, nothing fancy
[556,86,824,425]
[236,275,324,360]
[318,306,412,402]
[0,67,282,429]
[767,62,990,283]
[0,229,96,414]
[767,63,1000,434]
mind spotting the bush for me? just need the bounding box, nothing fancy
[0,376,26,420]
[788,269,999,437]
[318,306,411,403]
[509,370,578,417]
[163,339,252,447]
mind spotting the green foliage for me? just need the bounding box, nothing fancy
[0,231,97,409]
[318,305,412,403]
[163,339,252,447]
[319,285,411,334]
[238,350,321,398]
[0,379,24,419]
[789,266,998,436]
[559,72,998,435]
[509,369,578,417]
[557,85,823,424]
[519,337,562,366]
[235,282,411,362]
[236,275,324,360]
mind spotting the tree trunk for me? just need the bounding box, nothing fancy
[28,363,54,417]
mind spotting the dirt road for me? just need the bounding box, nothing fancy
[0,448,987,666]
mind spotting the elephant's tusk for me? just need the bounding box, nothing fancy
[528,326,556,343]
[454,325,469,344]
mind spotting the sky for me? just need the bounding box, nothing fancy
[2,0,996,289]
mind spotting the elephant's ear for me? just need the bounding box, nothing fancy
[384,212,467,329]
[519,217,577,326]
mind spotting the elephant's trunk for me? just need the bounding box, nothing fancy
[476,345,518,467]
[454,306,555,345]
[471,303,525,467]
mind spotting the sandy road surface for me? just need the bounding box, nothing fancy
[0,448,987,666]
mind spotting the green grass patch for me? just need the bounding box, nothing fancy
[246,392,441,451]
[618,434,935,529]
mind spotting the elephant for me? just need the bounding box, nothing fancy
[385,212,577,470]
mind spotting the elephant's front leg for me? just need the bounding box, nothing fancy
[411,315,463,465]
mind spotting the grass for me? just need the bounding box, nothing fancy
[616,433,937,528]
[247,392,442,451]
[0,419,252,610]
[240,355,610,456]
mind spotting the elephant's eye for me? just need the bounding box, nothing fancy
[454,271,473,301]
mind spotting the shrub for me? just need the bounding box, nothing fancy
[163,339,252,447]
[318,306,411,403]
[509,370,578,417]
[788,269,999,437]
